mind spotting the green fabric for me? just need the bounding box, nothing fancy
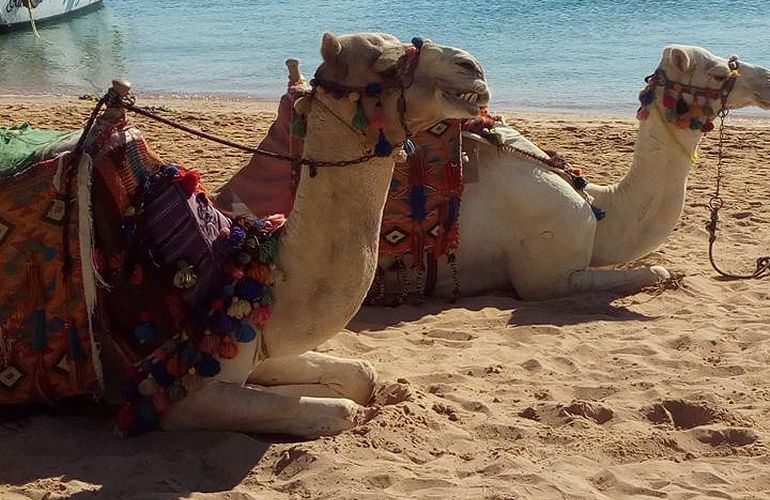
[0,123,76,178]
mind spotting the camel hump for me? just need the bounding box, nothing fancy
[285,59,304,86]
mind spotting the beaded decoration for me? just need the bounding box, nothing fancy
[636,70,723,132]
[115,173,284,435]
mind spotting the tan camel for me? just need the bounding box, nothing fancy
[159,33,489,436]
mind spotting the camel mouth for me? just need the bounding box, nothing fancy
[443,88,490,115]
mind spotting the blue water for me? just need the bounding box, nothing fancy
[1,0,769,114]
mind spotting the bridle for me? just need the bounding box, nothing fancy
[308,37,425,161]
[645,55,770,279]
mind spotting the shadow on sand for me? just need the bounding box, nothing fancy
[350,290,657,331]
[0,408,271,499]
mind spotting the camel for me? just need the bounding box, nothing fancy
[145,33,490,436]
[224,45,770,301]
[439,45,770,299]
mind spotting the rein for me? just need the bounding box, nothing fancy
[644,56,770,279]
[75,38,426,179]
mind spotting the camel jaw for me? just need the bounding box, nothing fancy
[442,87,490,116]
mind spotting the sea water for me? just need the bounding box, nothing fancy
[1,0,769,114]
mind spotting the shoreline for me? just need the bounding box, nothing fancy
[3,93,770,126]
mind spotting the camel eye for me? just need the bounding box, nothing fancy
[712,74,727,82]
[457,60,477,72]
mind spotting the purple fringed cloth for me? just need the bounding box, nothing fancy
[84,122,284,435]
[0,153,102,404]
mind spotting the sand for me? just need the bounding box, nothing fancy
[1,95,770,499]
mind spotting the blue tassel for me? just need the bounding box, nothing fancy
[32,310,46,351]
[375,129,393,157]
[639,89,655,106]
[365,83,383,96]
[410,186,427,221]
[403,138,417,156]
[68,324,84,361]
[591,205,607,221]
[412,37,424,49]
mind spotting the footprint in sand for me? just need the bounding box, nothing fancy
[643,399,739,429]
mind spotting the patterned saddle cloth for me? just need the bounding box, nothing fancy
[0,121,281,419]
[215,87,464,301]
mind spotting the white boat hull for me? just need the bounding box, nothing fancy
[1,0,103,30]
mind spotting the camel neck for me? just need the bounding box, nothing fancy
[260,94,396,357]
[588,97,702,265]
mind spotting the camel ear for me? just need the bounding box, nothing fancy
[666,46,692,73]
[372,45,406,73]
[321,33,342,63]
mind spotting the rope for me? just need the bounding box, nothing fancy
[704,55,770,279]
[706,107,770,279]
[24,1,42,39]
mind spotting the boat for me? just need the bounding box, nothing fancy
[0,0,103,32]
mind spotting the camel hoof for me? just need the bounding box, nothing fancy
[651,265,671,282]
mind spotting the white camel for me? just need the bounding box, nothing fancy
[383,45,769,299]
[151,33,489,436]
[221,46,770,300]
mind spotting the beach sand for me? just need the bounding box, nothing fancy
[2,95,770,499]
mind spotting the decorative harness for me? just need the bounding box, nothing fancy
[638,55,770,279]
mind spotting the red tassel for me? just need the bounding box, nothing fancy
[178,171,201,197]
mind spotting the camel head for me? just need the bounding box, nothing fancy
[658,45,770,111]
[313,32,490,139]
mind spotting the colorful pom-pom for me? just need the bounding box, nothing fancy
[218,339,239,359]
[250,305,273,326]
[412,37,424,49]
[639,90,655,106]
[178,171,200,197]
[236,279,262,301]
[636,107,650,121]
[663,94,676,109]
[701,121,715,133]
[197,355,221,377]
[227,298,252,319]
[238,323,258,343]
[689,119,703,130]
[248,263,272,283]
